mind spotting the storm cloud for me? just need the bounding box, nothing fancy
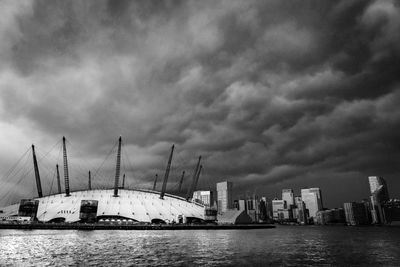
[1,0,400,207]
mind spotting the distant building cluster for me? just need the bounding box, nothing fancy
[340,176,400,226]
[272,188,323,224]
[191,176,400,225]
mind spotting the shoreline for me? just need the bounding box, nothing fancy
[0,223,275,230]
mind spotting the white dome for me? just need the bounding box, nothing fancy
[1,189,205,223]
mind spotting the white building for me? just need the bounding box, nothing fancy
[301,188,323,220]
[282,189,294,207]
[272,199,286,220]
[0,189,205,224]
[192,190,213,207]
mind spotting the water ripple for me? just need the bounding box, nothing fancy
[1,226,400,266]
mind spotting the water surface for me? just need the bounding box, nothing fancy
[1,226,399,266]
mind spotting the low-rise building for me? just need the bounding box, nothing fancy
[382,199,400,224]
[344,202,371,226]
[192,190,213,207]
[315,208,345,225]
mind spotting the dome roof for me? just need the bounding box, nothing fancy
[1,189,205,223]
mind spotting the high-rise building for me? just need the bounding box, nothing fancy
[368,176,389,224]
[217,181,233,213]
[260,197,273,222]
[247,198,261,222]
[192,190,213,207]
[293,196,308,224]
[301,188,323,221]
[282,189,295,207]
[272,199,286,221]
[368,176,389,199]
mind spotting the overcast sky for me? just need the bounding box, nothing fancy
[1,0,400,208]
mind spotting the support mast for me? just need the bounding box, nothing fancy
[160,144,175,199]
[113,136,122,197]
[88,170,92,190]
[186,156,201,200]
[56,164,62,194]
[122,173,125,189]
[32,145,43,198]
[178,171,185,193]
[192,165,202,194]
[63,136,70,197]
[153,174,158,191]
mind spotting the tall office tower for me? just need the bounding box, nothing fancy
[294,196,302,207]
[192,190,213,206]
[368,176,389,224]
[293,196,308,224]
[261,197,273,220]
[245,198,260,222]
[259,198,268,221]
[301,188,323,220]
[368,176,389,201]
[217,181,233,213]
[282,189,295,207]
[272,198,286,220]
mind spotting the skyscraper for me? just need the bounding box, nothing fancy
[301,188,323,221]
[282,189,295,207]
[272,198,286,221]
[217,181,233,213]
[368,176,389,224]
[293,196,308,224]
[368,176,389,201]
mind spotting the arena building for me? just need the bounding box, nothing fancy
[0,137,208,224]
[0,189,205,223]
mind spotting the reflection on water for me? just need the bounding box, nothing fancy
[1,226,400,266]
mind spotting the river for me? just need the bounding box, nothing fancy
[1,226,400,266]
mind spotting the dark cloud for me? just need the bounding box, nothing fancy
[1,0,400,207]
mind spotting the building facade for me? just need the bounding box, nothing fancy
[282,189,295,207]
[217,181,233,214]
[343,202,371,226]
[368,176,389,199]
[293,196,308,224]
[272,199,286,221]
[382,199,400,224]
[0,189,205,224]
[192,190,213,207]
[259,197,273,222]
[315,208,345,225]
[301,188,323,222]
[368,176,390,224]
